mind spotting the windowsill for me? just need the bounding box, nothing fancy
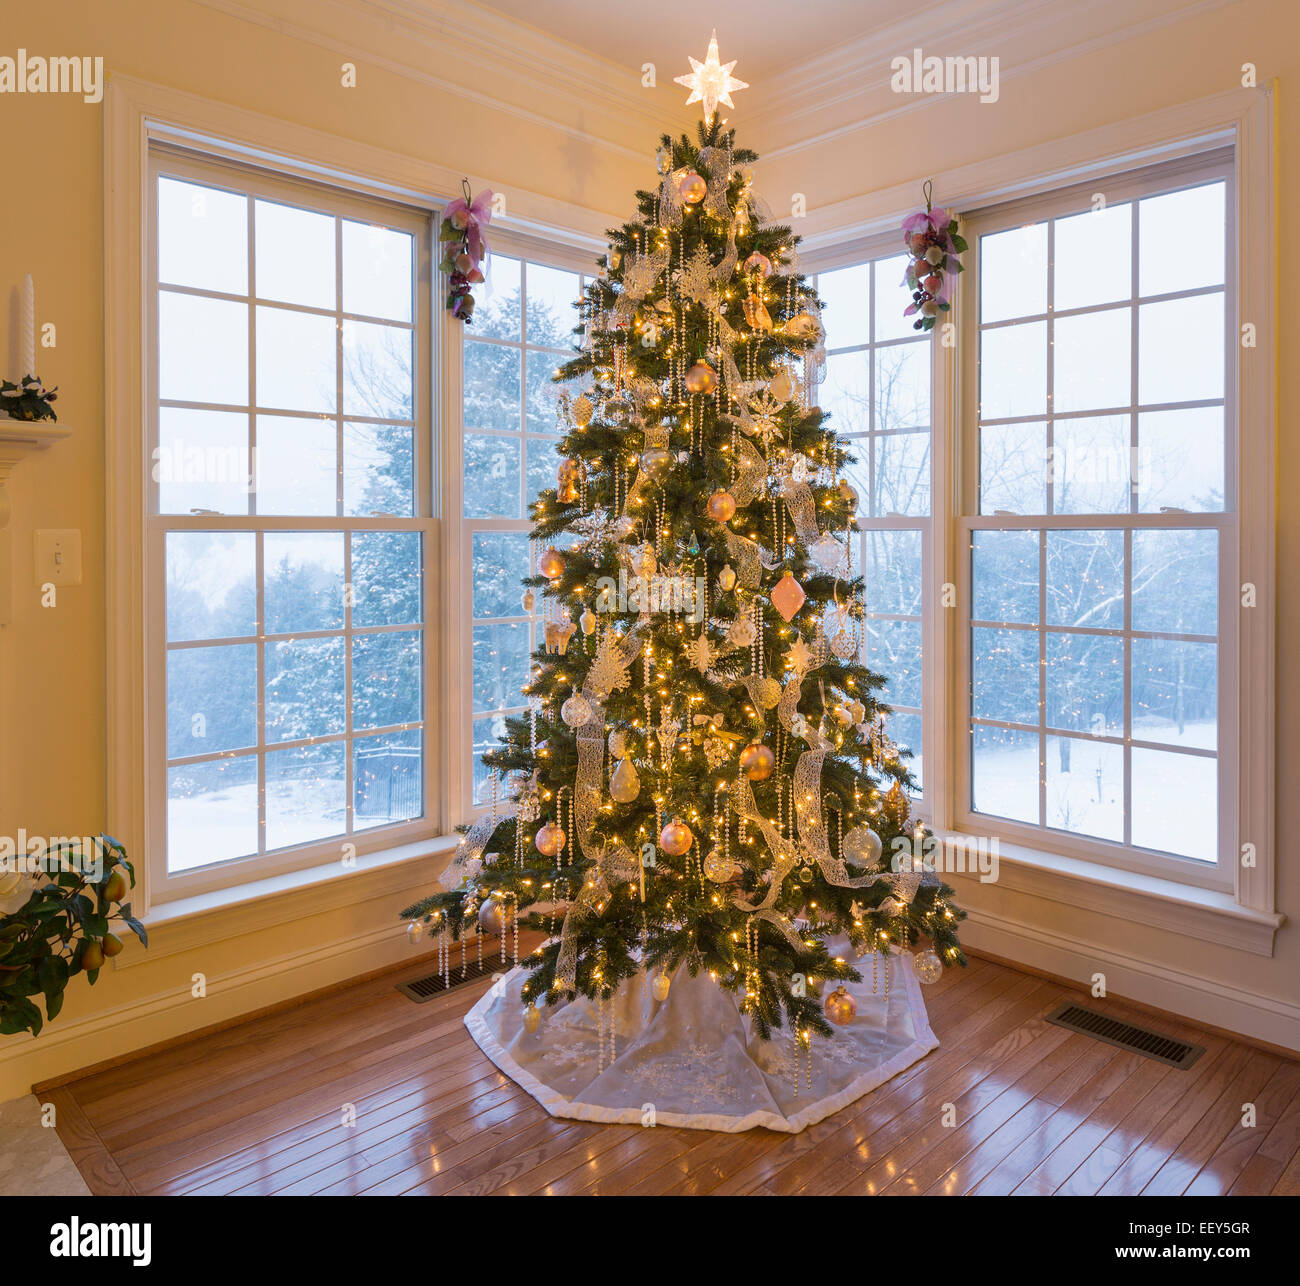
[116,833,462,968]
[937,831,1284,956]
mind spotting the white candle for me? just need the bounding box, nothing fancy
[21,274,35,377]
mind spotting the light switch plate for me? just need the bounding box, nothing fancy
[34,529,83,587]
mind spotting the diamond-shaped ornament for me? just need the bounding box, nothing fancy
[771,570,806,622]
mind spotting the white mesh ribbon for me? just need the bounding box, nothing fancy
[732,749,923,927]
[730,773,802,914]
[776,472,821,545]
[696,147,732,221]
[713,219,738,285]
[730,436,769,508]
[445,803,516,889]
[554,622,650,992]
[795,750,924,901]
[658,171,687,227]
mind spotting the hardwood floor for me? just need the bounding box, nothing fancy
[43,950,1300,1195]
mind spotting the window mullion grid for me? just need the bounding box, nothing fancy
[1124,191,1141,850]
[334,216,356,838]
[520,265,530,521]
[1037,217,1054,830]
[245,194,269,855]
[868,263,878,517]
[255,531,267,855]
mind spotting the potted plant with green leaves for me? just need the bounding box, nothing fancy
[0,835,147,1036]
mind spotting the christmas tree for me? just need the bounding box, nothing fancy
[403,107,966,1047]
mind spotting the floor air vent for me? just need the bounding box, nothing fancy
[1045,1002,1204,1069]
[397,957,503,1003]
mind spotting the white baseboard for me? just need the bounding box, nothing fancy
[7,895,1294,1104]
[962,906,1300,1052]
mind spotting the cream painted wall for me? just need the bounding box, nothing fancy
[0,0,1295,1095]
[0,0,668,1097]
[756,0,1299,1039]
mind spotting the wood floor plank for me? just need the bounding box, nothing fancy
[1142,1049,1282,1194]
[1190,1060,1300,1195]
[1096,1041,1257,1195]
[46,947,1299,1197]
[707,971,1052,1196]
[45,1087,137,1196]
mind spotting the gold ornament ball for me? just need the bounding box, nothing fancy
[522,1004,542,1034]
[651,971,672,1002]
[743,250,773,278]
[659,819,694,856]
[535,821,566,857]
[838,478,860,511]
[729,614,757,648]
[739,743,776,781]
[521,588,536,612]
[718,563,738,592]
[677,171,707,204]
[824,985,858,1026]
[538,547,565,579]
[684,361,718,395]
[707,490,737,522]
[843,825,883,867]
[561,690,593,728]
[640,447,674,482]
[572,394,594,426]
[478,899,506,935]
[913,949,943,984]
[704,848,741,883]
[768,368,794,403]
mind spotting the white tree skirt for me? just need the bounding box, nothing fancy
[464,944,938,1134]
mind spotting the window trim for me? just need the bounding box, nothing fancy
[808,238,938,808]
[446,230,599,822]
[105,78,1277,945]
[955,153,1236,892]
[106,76,610,917]
[141,147,437,901]
[802,86,1276,940]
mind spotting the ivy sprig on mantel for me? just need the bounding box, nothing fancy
[0,374,58,422]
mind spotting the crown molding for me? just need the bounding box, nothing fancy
[748,0,1241,156]
[191,0,693,161]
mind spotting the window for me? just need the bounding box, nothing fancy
[815,251,932,794]
[458,253,588,812]
[959,155,1233,884]
[147,149,432,892]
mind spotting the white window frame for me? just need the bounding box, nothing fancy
[106,81,611,915]
[809,240,938,807]
[956,152,1236,891]
[801,86,1278,949]
[444,229,600,823]
[142,146,436,901]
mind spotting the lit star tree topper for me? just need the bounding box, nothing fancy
[674,28,749,123]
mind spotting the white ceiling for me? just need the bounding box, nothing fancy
[464,0,958,81]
